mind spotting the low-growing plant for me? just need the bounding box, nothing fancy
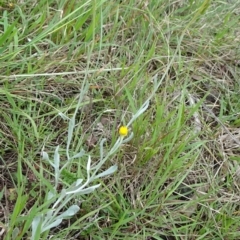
[20,74,163,239]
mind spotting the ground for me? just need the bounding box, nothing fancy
[0,0,240,239]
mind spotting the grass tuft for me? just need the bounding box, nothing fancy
[1,0,240,239]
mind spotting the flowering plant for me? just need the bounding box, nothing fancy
[31,74,161,239]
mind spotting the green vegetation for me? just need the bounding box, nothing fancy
[1,0,240,239]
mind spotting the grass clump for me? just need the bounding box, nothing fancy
[1,0,240,239]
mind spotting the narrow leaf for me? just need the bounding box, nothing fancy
[66,184,101,195]
[57,205,80,219]
[31,215,42,240]
[87,155,91,172]
[42,219,62,232]
[41,151,49,161]
[72,149,85,159]
[94,165,118,179]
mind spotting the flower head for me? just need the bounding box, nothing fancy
[119,126,128,137]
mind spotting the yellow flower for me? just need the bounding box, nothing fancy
[119,126,128,137]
